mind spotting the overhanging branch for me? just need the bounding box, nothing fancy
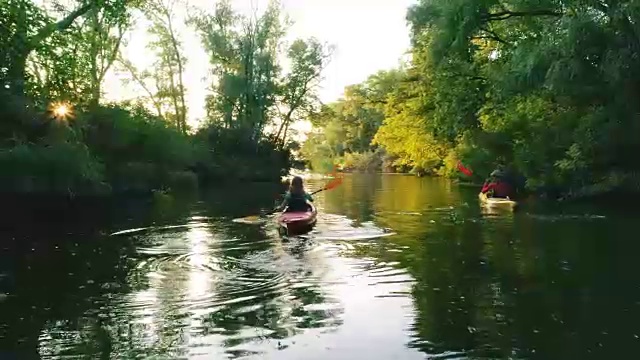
[482,9,562,22]
[477,26,510,45]
[29,2,96,49]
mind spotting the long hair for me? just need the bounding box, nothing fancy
[289,176,304,195]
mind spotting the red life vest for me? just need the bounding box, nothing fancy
[481,181,514,198]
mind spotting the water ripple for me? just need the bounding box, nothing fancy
[5,175,634,360]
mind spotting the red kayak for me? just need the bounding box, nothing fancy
[277,202,317,236]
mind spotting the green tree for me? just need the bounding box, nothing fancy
[145,0,189,134]
[301,69,405,172]
[85,0,134,108]
[0,0,300,197]
[361,0,640,196]
[373,68,448,175]
[191,0,330,145]
[116,55,167,119]
[191,0,283,136]
[1,0,98,97]
[274,38,332,147]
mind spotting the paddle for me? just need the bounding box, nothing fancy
[310,172,343,196]
[457,161,473,177]
[232,169,344,225]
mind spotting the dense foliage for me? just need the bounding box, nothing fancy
[0,0,328,197]
[302,0,640,198]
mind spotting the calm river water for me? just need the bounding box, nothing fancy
[1,174,639,359]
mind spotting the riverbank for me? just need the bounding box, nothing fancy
[335,168,640,204]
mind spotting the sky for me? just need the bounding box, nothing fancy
[103,0,416,135]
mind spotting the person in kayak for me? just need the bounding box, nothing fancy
[481,169,515,198]
[500,164,527,196]
[274,176,314,212]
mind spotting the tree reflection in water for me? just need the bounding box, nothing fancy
[2,175,639,359]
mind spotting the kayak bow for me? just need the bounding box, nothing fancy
[478,192,518,209]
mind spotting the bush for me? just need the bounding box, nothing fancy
[193,124,293,184]
[339,150,383,173]
[82,104,197,193]
[166,171,199,192]
[83,104,194,169]
[0,142,108,196]
[440,130,494,183]
[0,98,293,198]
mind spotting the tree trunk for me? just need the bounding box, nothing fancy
[167,62,183,132]
[166,13,188,134]
[274,115,288,144]
[119,57,163,117]
[242,20,255,132]
[89,8,100,109]
[282,119,291,146]
[7,49,29,97]
[6,1,30,96]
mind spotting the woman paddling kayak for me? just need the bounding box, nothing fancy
[274,176,314,212]
[274,176,317,235]
[481,170,514,198]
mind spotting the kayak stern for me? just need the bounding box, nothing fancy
[277,202,318,236]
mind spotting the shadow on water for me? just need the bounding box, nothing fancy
[1,174,639,359]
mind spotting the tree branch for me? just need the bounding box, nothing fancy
[99,24,127,83]
[477,26,510,45]
[117,55,164,117]
[482,9,562,22]
[29,2,96,49]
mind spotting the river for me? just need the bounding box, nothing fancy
[1,174,638,359]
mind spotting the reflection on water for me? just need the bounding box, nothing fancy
[1,174,639,359]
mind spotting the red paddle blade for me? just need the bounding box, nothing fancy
[324,165,344,191]
[324,177,342,191]
[329,165,339,179]
[457,161,473,177]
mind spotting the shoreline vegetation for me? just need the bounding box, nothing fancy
[1,0,324,200]
[301,0,640,202]
[3,1,640,205]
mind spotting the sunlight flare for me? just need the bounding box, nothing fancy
[49,102,74,121]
